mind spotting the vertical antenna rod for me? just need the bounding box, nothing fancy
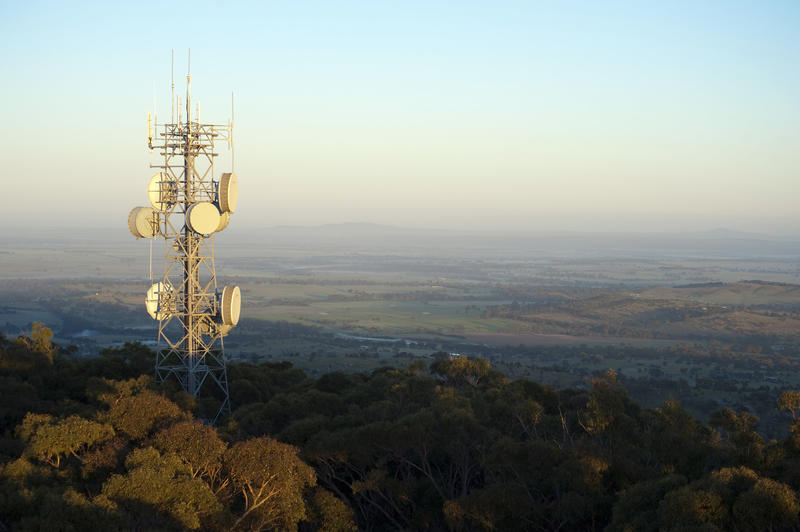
[231,92,235,173]
[170,49,175,123]
[148,82,155,150]
[187,49,191,125]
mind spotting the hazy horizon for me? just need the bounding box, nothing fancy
[4,219,800,239]
[3,221,799,268]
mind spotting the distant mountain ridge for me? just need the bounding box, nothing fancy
[257,223,796,241]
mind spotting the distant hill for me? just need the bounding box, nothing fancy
[640,280,800,306]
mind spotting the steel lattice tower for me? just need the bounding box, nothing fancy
[129,54,240,424]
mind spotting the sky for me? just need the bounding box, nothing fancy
[1,1,799,235]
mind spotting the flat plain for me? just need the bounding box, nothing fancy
[3,225,800,435]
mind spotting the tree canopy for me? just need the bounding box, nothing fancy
[2,330,800,530]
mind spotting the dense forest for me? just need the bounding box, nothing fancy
[3,325,800,530]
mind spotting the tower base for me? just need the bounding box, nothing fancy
[156,348,231,424]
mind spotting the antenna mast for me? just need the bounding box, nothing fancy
[128,51,239,423]
[186,48,191,125]
[230,92,235,172]
[170,49,175,123]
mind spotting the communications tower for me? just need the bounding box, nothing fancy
[128,53,240,423]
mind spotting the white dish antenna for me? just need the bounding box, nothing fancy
[218,172,238,213]
[186,202,221,234]
[216,211,231,233]
[220,285,241,326]
[145,282,172,320]
[147,172,175,211]
[128,206,158,238]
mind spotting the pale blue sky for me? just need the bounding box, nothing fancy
[2,1,799,234]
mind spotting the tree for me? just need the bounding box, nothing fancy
[101,390,189,441]
[657,485,727,531]
[223,436,316,531]
[16,413,115,468]
[305,487,357,532]
[389,402,492,502]
[778,391,800,421]
[579,370,630,436]
[153,419,227,490]
[30,322,55,361]
[99,446,221,530]
[653,467,799,532]
[607,475,688,532]
[87,375,152,405]
[778,391,800,448]
[430,357,492,388]
[731,476,800,530]
[709,408,764,465]
[513,399,544,438]
[645,398,717,478]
